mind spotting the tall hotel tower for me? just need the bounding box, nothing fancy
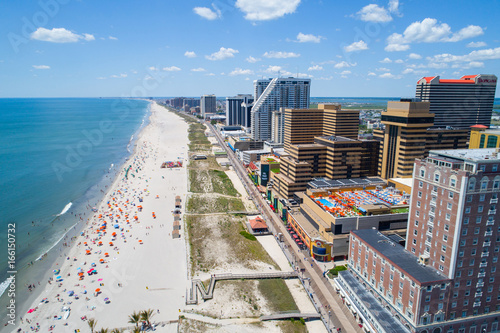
[416,75,497,129]
[226,94,254,127]
[201,94,216,118]
[251,77,310,141]
[337,148,500,333]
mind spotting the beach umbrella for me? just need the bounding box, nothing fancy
[104,252,109,257]
[56,276,62,280]
[95,288,100,293]
[109,242,113,246]
[99,259,104,263]
[139,240,143,244]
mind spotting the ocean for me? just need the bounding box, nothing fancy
[0,98,150,321]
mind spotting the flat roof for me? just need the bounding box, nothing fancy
[353,229,448,284]
[429,148,500,163]
[389,177,413,188]
[309,177,386,189]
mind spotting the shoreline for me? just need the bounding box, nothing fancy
[0,101,152,328]
[11,102,190,332]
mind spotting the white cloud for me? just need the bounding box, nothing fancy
[408,53,422,59]
[263,51,300,58]
[340,70,351,75]
[229,68,255,76]
[344,40,368,52]
[380,57,392,63]
[402,68,414,74]
[316,76,333,81]
[395,59,404,63]
[379,72,398,79]
[426,47,500,64]
[149,66,159,71]
[467,41,487,48]
[265,65,282,73]
[367,72,376,76]
[109,36,118,40]
[377,67,390,72]
[184,51,197,58]
[97,77,106,80]
[357,4,392,23]
[30,27,95,43]
[308,65,323,71]
[193,7,219,20]
[111,73,127,78]
[452,61,484,69]
[385,18,483,51]
[206,73,216,76]
[388,0,399,13]
[191,67,206,72]
[33,65,50,69]
[334,61,356,68]
[246,56,260,63]
[447,25,484,42]
[206,47,239,60]
[235,0,301,21]
[296,32,322,43]
[163,66,181,71]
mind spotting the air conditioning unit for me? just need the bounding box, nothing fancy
[419,254,430,266]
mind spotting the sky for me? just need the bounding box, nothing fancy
[1,0,499,98]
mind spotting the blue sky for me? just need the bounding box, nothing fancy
[1,0,499,97]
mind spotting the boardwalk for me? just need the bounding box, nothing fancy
[261,312,321,321]
[186,272,298,305]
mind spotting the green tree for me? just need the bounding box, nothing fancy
[97,329,109,333]
[140,308,155,327]
[128,311,141,328]
[88,318,97,333]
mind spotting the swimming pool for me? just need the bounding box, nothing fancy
[317,198,334,208]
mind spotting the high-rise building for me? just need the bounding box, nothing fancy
[375,99,469,180]
[415,74,497,129]
[251,77,310,141]
[271,110,285,144]
[225,94,253,127]
[272,104,378,198]
[170,97,185,109]
[201,94,216,118]
[336,148,500,333]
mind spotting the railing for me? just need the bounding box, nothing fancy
[487,220,495,226]
[251,78,278,113]
[481,252,490,257]
[477,282,484,288]
[488,209,497,215]
[491,198,498,204]
[485,231,493,236]
[475,292,483,297]
[478,272,486,278]
[480,263,488,268]
[473,302,481,308]
[483,241,491,247]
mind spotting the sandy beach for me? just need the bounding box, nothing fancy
[15,102,189,333]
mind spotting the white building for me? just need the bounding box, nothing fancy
[251,77,310,141]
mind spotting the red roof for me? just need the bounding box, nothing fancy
[250,217,268,230]
[471,124,488,129]
[439,79,475,84]
[248,162,258,170]
[460,75,479,80]
[422,76,436,83]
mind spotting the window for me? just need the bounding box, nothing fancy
[465,207,471,213]
[464,300,469,306]
[440,255,445,262]
[444,224,449,231]
[467,195,473,202]
[415,220,419,226]
[417,201,421,208]
[476,216,482,224]
[462,228,468,236]
[444,234,448,241]
[478,205,484,213]
[425,295,431,302]
[449,191,454,199]
[442,245,447,252]
[469,179,476,191]
[473,238,478,245]
[487,136,498,148]
[414,230,418,236]
[418,191,422,198]
[471,249,476,256]
[413,239,417,245]
[446,213,451,221]
[494,180,500,190]
[416,210,420,217]
[460,240,466,246]
[459,251,464,257]
[475,227,480,234]
[435,173,440,182]
[420,169,425,177]
[465,290,470,296]
[493,165,498,172]
[481,181,488,190]
[464,217,469,225]
[480,194,486,202]
[419,181,423,188]
[447,203,452,210]
[451,178,456,187]
[452,301,457,308]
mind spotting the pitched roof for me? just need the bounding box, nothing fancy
[250,217,268,230]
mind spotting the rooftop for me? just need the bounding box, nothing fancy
[309,177,386,189]
[429,148,500,163]
[353,229,449,284]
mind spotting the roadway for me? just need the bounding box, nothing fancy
[207,122,363,333]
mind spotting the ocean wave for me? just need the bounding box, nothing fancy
[127,134,134,153]
[57,202,72,216]
[0,277,13,298]
[36,222,78,261]
[109,163,114,171]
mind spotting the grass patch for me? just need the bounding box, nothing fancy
[186,214,277,274]
[186,194,245,214]
[328,265,347,278]
[391,207,409,214]
[257,279,299,312]
[278,319,307,333]
[240,231,257,241]
[189,156,221,170]
[211,170,239,197]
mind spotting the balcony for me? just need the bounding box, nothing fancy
[477,282,485,288]
[480,263,488,268]
[430,200,436,207]
[491,198,498,204]
[485,231,493,236]
[478,272,486,278]
[426,231,433,238]
[481,252,490,257]
[428,220,434,227]
[429,210,435,217]
[484,241,492,247]
[431,190,438,196]
[488,209,497,215]
[473,302,481,308]
[475,292,483,297]
[487,220,495,226]
[425,240,432,247]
